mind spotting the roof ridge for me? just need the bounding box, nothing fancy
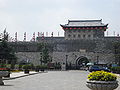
[68,19,102,22]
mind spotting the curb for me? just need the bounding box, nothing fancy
[115,74,120,78]
[3,72,41,80]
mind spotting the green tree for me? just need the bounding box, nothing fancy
[37,43,45,52]
[38,43,52,65]
[0,30,17,68]
[113,42,120,65]
[42,47,51,64]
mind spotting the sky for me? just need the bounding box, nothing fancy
[0,0,120,41]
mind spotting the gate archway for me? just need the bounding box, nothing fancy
[75,56,89,70]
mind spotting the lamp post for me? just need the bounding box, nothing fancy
[66,55,68,70]
[40,52,42,65]
[96,55,99,64]
[94,51,99,65]
[75,55,78,69]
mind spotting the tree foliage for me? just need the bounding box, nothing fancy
[42,47,51,64]
[113,42,120,65]
[38,43,52,65]
[0,30,17,68]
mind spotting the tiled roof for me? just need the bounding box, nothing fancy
[61,19,108,27]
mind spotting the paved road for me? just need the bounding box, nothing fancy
[1,71,120,90]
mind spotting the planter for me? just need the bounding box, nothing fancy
[24,69,29,74]
[0,71,9,85]
[40,69,44,72]
[4,71,10,78]
[0,71,9,77]
[86,80,118,90]
[35,69,39,72]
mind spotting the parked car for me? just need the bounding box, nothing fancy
[89,65,110,72]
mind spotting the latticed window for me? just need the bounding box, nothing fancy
[88,35,91,38]
[73,34,76,38]
[68,34,71,37]
[83,35,86,38]
[78,34,81,38]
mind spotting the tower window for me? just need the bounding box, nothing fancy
[88,35,91,38]
[83,35,85,38]
[68,34,71,37]
[73,35,76,38]
[78,34,81,38]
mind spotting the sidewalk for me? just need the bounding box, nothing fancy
[3,71,42,80]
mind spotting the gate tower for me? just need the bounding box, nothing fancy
[60,19,108,40]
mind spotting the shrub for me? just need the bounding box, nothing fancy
[22,65,32,70]
[111,66,120,74]
[0,64,6,68]
[11,69,21,72]
[54,65,61,69]
[88,71,117,81]
[0,68,8,71]
[111,67,117,72]
[35,65,48,69]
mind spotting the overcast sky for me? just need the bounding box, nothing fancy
[0,0,120,41]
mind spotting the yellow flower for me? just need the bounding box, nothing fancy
[87,71,117,81]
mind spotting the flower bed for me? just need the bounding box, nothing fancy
[88,71,117,81]
[0,68,8,71]
[86,71,119,90]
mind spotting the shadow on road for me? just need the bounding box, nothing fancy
[0,84,14,86]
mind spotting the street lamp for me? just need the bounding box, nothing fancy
[96,55,99,64]
[40,52,42,65]
[66,55,68,70]
[75,55,78,69]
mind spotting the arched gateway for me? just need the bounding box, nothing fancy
[75,56,89,70]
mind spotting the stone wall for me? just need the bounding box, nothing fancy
[52,51,115,64]
[8,36,120,66]
[15,51,115,66]
[16,52,41,65]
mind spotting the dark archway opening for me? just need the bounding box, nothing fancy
[76,56,89,70]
